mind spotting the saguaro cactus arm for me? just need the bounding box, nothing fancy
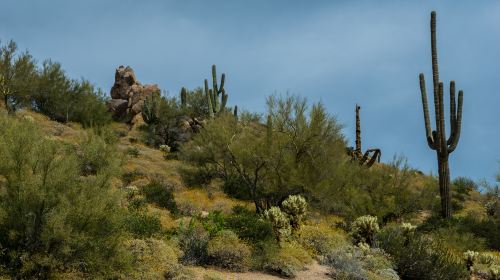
[448,89,463,153]
[204,64,234,117]
[419,73,437,150]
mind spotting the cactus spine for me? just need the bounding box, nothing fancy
[204,64,228,117]
[419,11,464,218]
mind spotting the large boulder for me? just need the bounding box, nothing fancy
[107,65,160,123]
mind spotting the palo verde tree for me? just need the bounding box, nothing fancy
[0,40,37,113]
[419,11,464,218]
[181,94,345,214]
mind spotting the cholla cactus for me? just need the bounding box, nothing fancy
[350,215,379,246]
[282,195,307,232]
[490,265,500,280]
[357,242,370,253]
[401,222,417,234]
[485,200,497,217]
[264,206,291,242]
[463,250,478,271]
[159,144,171,159]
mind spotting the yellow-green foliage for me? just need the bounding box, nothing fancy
[125,238,180,279]
[298,223,348,256]
[0,115,129,278]
[175,189,247,215]
[259,241,312,278]
[207,230,251,271]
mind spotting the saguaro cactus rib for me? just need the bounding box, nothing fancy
[418,11,464,218]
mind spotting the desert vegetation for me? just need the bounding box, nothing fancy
[0,9,498,280]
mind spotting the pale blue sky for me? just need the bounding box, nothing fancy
[1,0,499,183]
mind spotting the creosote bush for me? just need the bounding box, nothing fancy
[258,241,312,278]
[207,230,251,271]
[298,224,348,256]
[177,219,210,265]
[376,224,469,280]
[125,238,180,279]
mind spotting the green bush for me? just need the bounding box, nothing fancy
[0,116,129,278]
[125,211,162,238]
[177,219,209,265]
[126,147,140,157]
[258,241,312,278]
[207,230,251,271]
[76,129,120,176]
[226,206,273,242]
[376,224,469,280]
[420,215,500,251]
[325,245,398,280]
[141,180,178,215]
[125,238,180,279]
[201,210,226,237]
[298,224,347,256]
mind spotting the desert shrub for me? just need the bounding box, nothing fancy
[177,219,209,265]
[351,215,379,246]
[376,224,469,280]
[207,230,251,271]
[420,215,500,251]
[264,206,291,242]
[430,226,487,253]
[225,206,273,242]
[201,211,226,237]
[125,238,180,279]
[282,195,307,232]
[141,180,178,215]
[121,170,143,186]
[258,241,312,278]
[126,146,140,157]
[325,245,398,280]
[76,129,120,176]
[0,116,130,278]
[298,224,348,256]
[125,211,162,237]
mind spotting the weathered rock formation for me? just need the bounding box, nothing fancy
[107,66,160,123]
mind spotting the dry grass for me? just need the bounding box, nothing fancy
[175,189,250,215]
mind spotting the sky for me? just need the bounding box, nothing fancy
[1,0,499,184]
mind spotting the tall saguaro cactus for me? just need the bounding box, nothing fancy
[180,87,187,109]
[419,11,464,218]
[204,64,228,117]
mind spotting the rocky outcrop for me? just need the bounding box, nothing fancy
[107,66,160,123]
